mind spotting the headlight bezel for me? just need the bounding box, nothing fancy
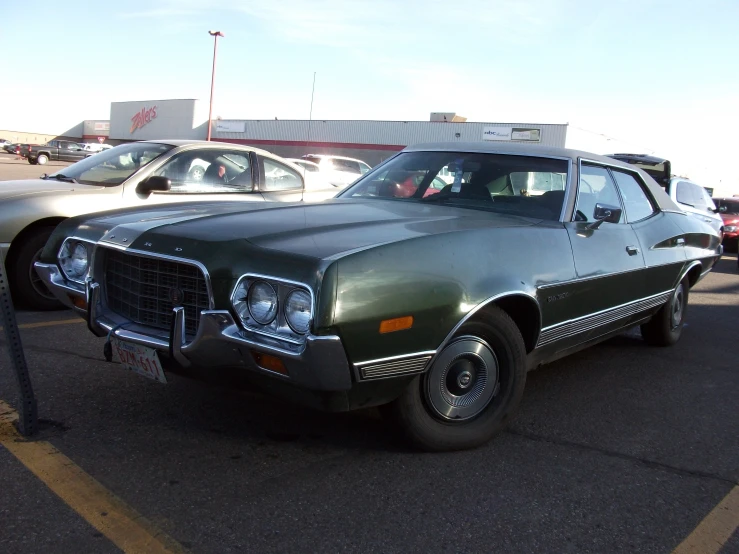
[230,274,315,343]
[57,237,94,284]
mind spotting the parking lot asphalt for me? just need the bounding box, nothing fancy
[0,154,71,180]
[0,254,737,553]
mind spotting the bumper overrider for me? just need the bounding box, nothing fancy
[34,262,353,392]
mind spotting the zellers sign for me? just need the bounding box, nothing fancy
[130,106,157,134]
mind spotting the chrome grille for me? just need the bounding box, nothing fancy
[104,249,209,336]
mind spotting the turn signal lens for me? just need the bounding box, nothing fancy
[251,351,288,375]
[379,316,414,334]
[68,294,87,310]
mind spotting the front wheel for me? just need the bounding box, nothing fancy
[36,154,49,165]
[9,227,64,311]
[641,277,689,346]
[382,307,527,451]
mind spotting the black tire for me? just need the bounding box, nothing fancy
[383,306,527,452]
[28,158,38,165]
[641,277,689,347]
[36,154,48,165]
[9,226,64,311]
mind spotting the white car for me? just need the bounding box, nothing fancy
[608,154,723,234]
[79,143,113,153]
[285,158,334,189]
[300,154,372,189]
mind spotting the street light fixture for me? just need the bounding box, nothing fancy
[207,30,224,141]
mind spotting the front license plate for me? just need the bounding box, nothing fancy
[110,337,167,384]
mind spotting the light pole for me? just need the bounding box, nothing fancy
[207,30,224,141]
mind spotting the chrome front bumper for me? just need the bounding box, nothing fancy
[34,262,353,391]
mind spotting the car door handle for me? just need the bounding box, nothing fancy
[626,245,640,256]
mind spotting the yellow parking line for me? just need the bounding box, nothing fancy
[0,401,186,554]
[0,318,86,332]
[673,486,739,554]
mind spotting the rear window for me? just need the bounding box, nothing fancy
[717,199,739,214]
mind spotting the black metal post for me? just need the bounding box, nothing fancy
[0,256,37,436]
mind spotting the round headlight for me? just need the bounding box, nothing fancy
[284,289,312,334]
[247,281,278,325]
[59,241,89,282]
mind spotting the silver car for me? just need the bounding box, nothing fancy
[0,140,338,310]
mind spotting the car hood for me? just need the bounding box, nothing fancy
[0,178,106,199]
[85,199,539,260]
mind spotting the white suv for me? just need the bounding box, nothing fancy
[608,154,723,234]
[300,154,372,189]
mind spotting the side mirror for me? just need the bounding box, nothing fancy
[136,175,171,194]
[587,203,622,229]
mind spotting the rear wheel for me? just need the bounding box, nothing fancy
[641,277,689,346]
[9,227,63,311]
[36,154,48,165]
[383,307,527,451]
[28,158,38,165]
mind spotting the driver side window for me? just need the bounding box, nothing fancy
[575,164,623,223]
[153,149,252,193]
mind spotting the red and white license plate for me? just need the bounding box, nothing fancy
[110,337,167,384]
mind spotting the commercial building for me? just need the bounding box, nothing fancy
[106,99,568,165]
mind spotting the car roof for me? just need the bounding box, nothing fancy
[401,142,681,212]
[302,154,367,163]
[144,139,273,157]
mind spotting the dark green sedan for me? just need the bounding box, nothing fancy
[36,143,723,451]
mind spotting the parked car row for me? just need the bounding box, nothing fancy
[0,140,342,309]
[32,141,723,451]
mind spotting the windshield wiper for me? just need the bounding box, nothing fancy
[49,174,77,183]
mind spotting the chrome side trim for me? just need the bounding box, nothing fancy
[357,353,434,381]
[96,244,215,310]
[355,350,437,368]
[431,291,541,365]
[536,290,672,348]
[538,266,643,289]
[676,260,702,287]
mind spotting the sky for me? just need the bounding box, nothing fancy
[1,0,738,195]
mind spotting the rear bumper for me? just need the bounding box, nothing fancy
[35,262,354,392]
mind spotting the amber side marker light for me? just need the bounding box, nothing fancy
[69,295,87,311]
[251,351,289,375]
[379,316,414,334]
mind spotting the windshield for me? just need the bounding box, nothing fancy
[49,142,174,186]
[717,199,739,214]
[339,151,569,221]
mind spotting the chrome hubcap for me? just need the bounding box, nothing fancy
[426,336,499,421]
[670,284,684,330]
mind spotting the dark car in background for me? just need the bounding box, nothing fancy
[37,142,722,451]
[713,197,739,252]
[25,139,93,165]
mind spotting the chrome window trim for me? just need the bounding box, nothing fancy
[558,158,575,223]
[56,236,97,285]
[95,243,215,310]
[574,159,628,224]
[230,272,316,345]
